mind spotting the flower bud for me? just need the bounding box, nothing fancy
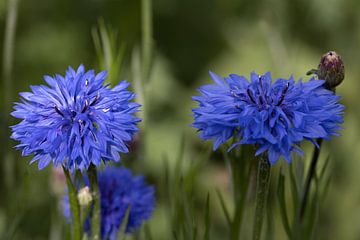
[317,51,344,89]
[77,186,93,207]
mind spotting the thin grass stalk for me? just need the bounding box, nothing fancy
[3,0,19,111]
[141,0,153,82]
[3,0,19,191]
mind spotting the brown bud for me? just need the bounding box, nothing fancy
[318,51,344,89]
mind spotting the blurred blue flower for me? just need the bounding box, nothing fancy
[11,65,140,171]
[192,71,344,164]
[63,166,155,239]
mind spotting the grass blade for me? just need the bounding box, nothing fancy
[204,193,210,240]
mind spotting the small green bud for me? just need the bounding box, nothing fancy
[77,186,93,207]
[318,51,345,89]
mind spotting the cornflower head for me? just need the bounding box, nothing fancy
[62,166,155,239]
[192,71,344,164]
[11,65,140,171]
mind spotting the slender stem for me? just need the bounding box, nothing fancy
[87,164,101,240]
[62,166,81,240]
[299,138,323,221]
[253,155,271,240]
[132,49,145,123]
[141,0,153,82]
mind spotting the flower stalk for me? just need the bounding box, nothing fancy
[253,155,271,240]
[63,166,81,240]
[87,164,101,240]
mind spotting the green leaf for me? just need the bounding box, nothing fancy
[174,134,186,179]
[216,189,231,225]
[143,223,153,240]
[289,163,300,211]
[172,231,179,240]
[204,193,210,240]
[321,175,332,201]
[319,156,330,181]
[117,205,131,240]
[192,225,198,240]
[92,18,127,85]
[306,174,320,240]
[276,172,292,238]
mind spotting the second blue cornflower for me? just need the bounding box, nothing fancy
[192,71,344,164]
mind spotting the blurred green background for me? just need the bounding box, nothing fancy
[0,0,359,239]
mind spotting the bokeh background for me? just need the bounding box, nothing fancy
[0,0,359,239]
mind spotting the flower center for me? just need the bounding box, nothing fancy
[53,92,101,122]
[276,82,289,106]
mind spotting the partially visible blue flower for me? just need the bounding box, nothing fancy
[192,71,344,164]
[62,166,155,239]
[11,65,140,171]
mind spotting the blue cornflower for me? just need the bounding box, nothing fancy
[192,71,344,164]
[11,65,140,171]
[63,166,155,239]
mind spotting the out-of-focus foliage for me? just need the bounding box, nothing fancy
[0,0,359,239]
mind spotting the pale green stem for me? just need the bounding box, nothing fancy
[3,0,19,191]
[132,49,145,124]
[3,0,19,108]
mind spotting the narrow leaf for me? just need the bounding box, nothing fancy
[204,193,210,240]
[216,189,231,225]
[117,205,131,240]
[276,172,292,238]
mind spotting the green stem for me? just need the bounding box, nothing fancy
[253,155,271,240]
[141,0,153,82]
[62,166,81,240]
[88,164,101,240]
